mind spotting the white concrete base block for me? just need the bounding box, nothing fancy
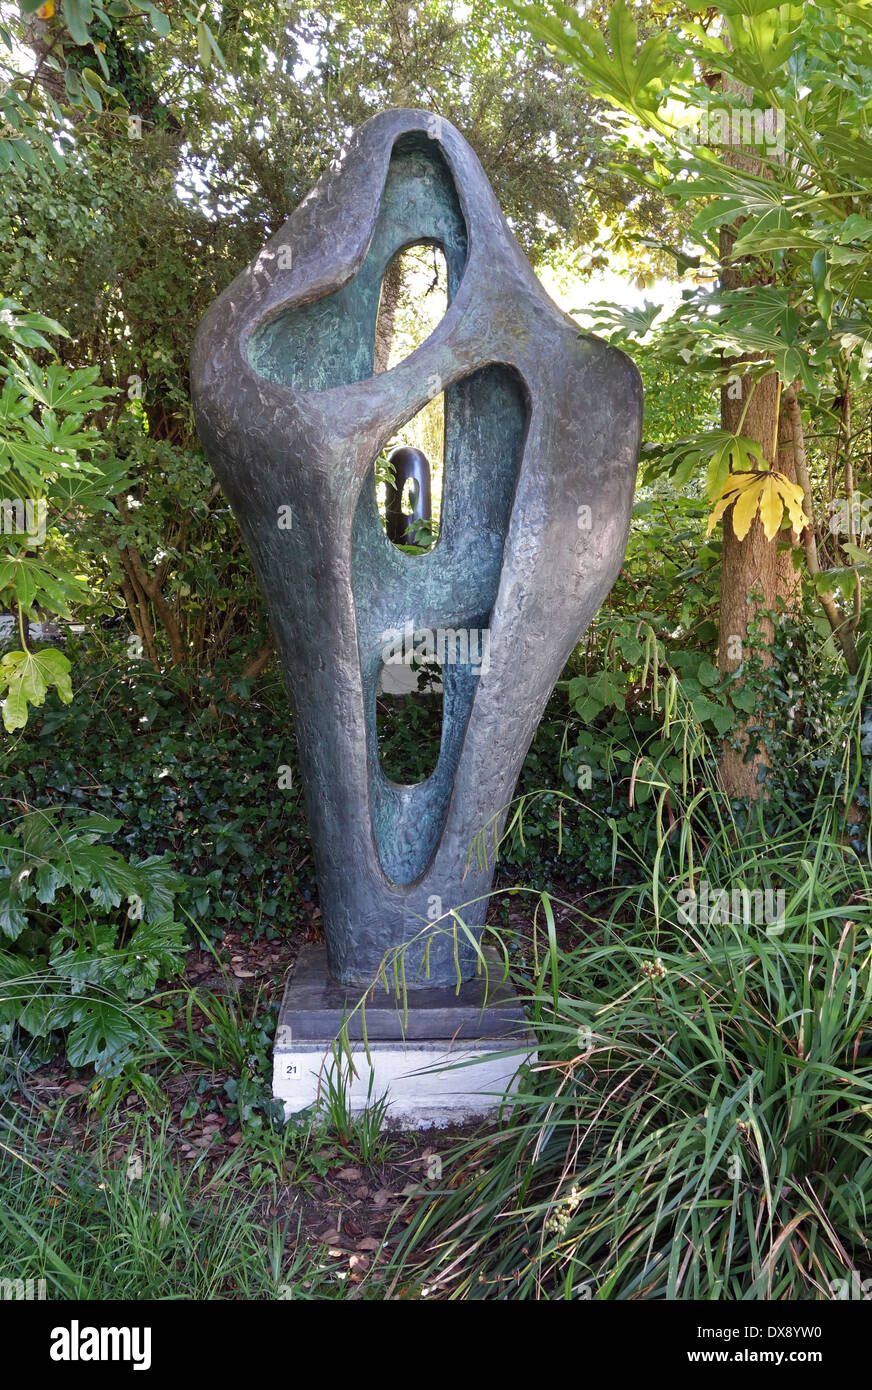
[273,1037,536,1129]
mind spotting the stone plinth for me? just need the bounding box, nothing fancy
[273,944,537,1128]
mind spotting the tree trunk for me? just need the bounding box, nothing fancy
[775,397,803,616]
[716,75,780,800]
[783,385,859,674]
[373,255,404,374]
[717,365,779,799]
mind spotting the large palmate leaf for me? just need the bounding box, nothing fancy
[0,299,67,352]
[0,648,72,731]
[653,430,764,497]
[580,298,664,342]
[54,998,141,1071]
[505,0,675,128]
[707,470,808,541]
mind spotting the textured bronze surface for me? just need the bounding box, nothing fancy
[191,109,642,987]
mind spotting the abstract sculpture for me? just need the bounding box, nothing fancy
[191,109,642,991]
[384,444,432,546]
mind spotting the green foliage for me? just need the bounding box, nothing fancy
[494,464,871,890]
[376,688,443,782]
[516,0,872,661]
[0,647,72,730]
[0,310,125,727]
[507,0,675,130]
[0,804,187,1072]
[0,1109,349,1300]
[3,635,313,936]
[391,786,872,1299]
[2,0,183,171]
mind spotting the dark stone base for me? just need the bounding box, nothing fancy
[278,943,530,1042]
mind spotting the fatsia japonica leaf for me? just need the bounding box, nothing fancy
[667,162,786,239]
[580,298,663,342]
[706,470,808,541]
[10,358,114,414]
[49,458,131,512]
[703,432,763,500]
[503,0,674,128]
[0,647,73,731]
[654,430,763,496]
[730,207,817,257]
[811,248,834,326]
[57,999,140,1072]
[816,129,872,184]
[3,554,90,618]
[0,298,67,351]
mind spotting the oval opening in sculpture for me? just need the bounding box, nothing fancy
[352,362,528,888]
[373,242,447,554]
[377,661,443,786]
[245,133,467,392]
[375,241,449,374]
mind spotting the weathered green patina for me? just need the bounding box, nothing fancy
[192,110,642,988]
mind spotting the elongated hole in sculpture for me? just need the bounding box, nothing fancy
[246,136,467,392]
[354,364,527,886]
[377,657,443,785]
[375,244,446,553]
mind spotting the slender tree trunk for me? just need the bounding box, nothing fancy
[775,397,803,616]
[783,385,859,674]
[374,255,404,374]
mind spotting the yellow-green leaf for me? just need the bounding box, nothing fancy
[772,472,808,534]
[732,476,766,540]
[758,476,784,541]
[706,470,757,536]
[0,648,72,731]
